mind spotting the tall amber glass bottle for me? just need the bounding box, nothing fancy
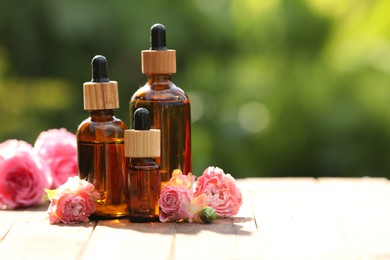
[77,55,127,219]
[130,24,191,184]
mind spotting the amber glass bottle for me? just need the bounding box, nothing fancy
[130,24,191,184]
[125,108,161,222]
[77,55,127,219]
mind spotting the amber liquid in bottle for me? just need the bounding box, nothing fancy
[130,75,191,184]
[127,158,161,222]
[77,110,128,218]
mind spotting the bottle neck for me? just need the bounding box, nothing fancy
[129,157,158,168]
[90,109,115,121]
[147,74,173,89]
[130,157,156,162]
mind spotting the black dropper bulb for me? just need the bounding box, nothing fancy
[150,23,168,50]
[91,55,110,83]
[134,108,151,130]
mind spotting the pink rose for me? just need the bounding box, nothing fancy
[46,176,99,224]
[159,185,193,222]
[34,128,78,188]
[159,169,203,222]
[194,167,242,218]
[0,140,52,209]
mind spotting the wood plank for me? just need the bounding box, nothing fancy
[249,178,352,259]
[274,178,350,259]
[84,179,261,260]
[249,178,307,257]
[173,221,235,260]
[248,178,390,259]
[317,178,390,259]
[0,204,95,260]
[230,186,262,260]
[0,208,23,241]
[81,218,175,259]
[1,178,389,259]
[172,182,261,260]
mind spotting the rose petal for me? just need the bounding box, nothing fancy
[195,166,242,218]
[34,128,78,188]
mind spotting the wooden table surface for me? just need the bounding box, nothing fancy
[1,178,389,260]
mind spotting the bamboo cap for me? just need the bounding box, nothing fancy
[124,129,160,158]
[125,108,161,158]
[141,23,176,75]
[83,81,119,110]
[142,50,176,75]
[83,55,120,110]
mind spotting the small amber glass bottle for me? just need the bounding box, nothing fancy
[77,55,128,219]
[125,108,161,222]
[130,23,191,185]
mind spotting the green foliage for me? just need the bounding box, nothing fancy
[0,0,389,177]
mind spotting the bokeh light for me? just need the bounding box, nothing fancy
[1,0,390,178]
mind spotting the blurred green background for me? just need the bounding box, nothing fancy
[0,0,389,178]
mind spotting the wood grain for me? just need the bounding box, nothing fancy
[0,205,95,259]
[82,219,175,259]
[141,50,176,75]
[83,81,119,110]
[0,178,389,260]
[0,208,21,242]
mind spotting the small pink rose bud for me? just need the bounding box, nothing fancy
[200,206,216,224]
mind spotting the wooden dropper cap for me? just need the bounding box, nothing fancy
[83,55,119,110]
[141,23,176,75]
[125,108,161,158]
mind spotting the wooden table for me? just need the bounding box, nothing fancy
[1,178,389,260]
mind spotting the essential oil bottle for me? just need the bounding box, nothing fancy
[77,55,128,219]
[129,23,192,184]
[125,108,161,222]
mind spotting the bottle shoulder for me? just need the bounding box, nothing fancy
[131,81,189,102]
[78,116,126,128]
[77,116,127,142]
